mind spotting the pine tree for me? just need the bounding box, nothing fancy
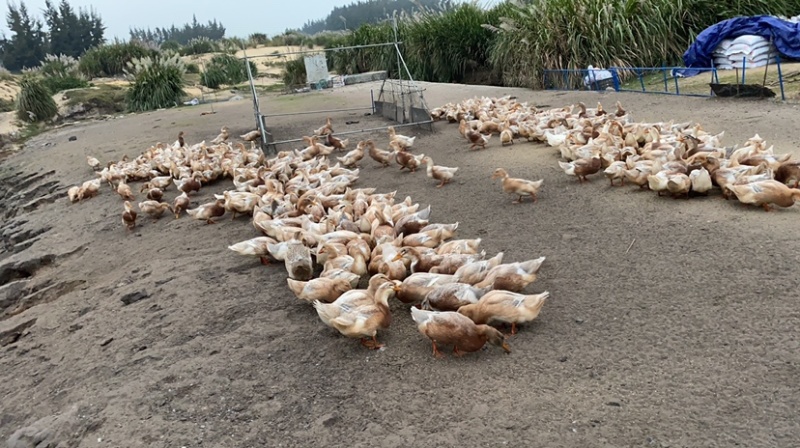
[43,0,104,58]
[1,2,47,71]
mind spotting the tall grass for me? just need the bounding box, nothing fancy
[200,54,258,89]
[35,54,89,93]
[16,74,58,123]
[489,0,800,88]
[125,53,186,111]
[79,41,155,78]
[282,58,307,87]
[283,0,799,88]
[180,37,219,56]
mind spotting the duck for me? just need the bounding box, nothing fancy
[500,122,514,146]
[122,201,137,231]
[282,238,314,280]
[452,252,504,285]
[457,290,550,335]
[666,172,692,199]
[176,173,203,195]
[287,277,353,303]
[143,187,164,201]
[436,237,481,256]
[228,236,279,265]
[210,126,229,144]
[689,167,713,195]
[366,140,393,167]
[326,134,348,151]
[558,153,602,183]
[116,178,135,201]
[394,282,437,305]
[603,161,627,186]
[240,130,261,142]
[87,156,101,171]
[775,160,800,188]
[410,307,510,358]
[466,129,491,150]
[491,168,543,203]
[421,156,458,187]
[172,192,191,218]
[388,126,416,149]
[78,178,101,200]
[146,175,173,191]
[402,228,446,248]
[393,246,443,273]
[336,143,365,168]
[313,280,398,349]
[67,186,81,203]
[314,117,333,136]
[728,180,800,211]
[138,200,172,222]
[395,148,425,173]
[402,272,457,288]
[474,256,546,292]
[186,198,226,224]
[422,283,487,312]
[219,191,260,220]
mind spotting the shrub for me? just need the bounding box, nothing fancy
[63,85,127,115]
[0,98,14,112]
[180,37,218,56]
[0,67,14,82]
[281,58,307,87]
[160,40,182,53]
[185,62,200,74]
[16,74,58,123]
[35,54,89,93]
[125,52,186,112]
[220,37,246,53]
[79,41,154,78]
[200,54,257,89]
[249,33,269,46]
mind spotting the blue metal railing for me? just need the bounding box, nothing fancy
[543,62,786,101]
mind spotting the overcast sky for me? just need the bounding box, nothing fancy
[1,0,500,40]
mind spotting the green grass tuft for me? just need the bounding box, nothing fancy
[125,53,187,112]
[16,74,58,123]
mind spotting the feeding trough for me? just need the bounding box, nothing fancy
[709,83,776,98]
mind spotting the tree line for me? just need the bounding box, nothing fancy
[1,0,104,71]
[129,15,226,45]
[300,0,454,34]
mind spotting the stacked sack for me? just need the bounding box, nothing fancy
[713,35,778,70]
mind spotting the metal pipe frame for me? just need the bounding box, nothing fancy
[267,120,434,147]
[264,106,374,118]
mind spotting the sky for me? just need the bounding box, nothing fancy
[1,0,501,41]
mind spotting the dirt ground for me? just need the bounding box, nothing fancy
[1,81,800,448]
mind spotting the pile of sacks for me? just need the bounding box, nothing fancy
[713,35,778,70]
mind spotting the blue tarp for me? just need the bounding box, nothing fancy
[678,15,800,77]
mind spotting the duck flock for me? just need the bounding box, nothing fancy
[68,120,549,359]
[431,97,800,211]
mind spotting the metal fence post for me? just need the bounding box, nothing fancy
[662,65,668,92]
[638,69,646,92]
[611,68,620,91]
[742,57,747,84]
[776,54,786,101]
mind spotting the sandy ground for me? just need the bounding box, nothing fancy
[1,81,800,448]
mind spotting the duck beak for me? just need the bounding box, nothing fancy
[391,253,403,262]
[501,342,511,354]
